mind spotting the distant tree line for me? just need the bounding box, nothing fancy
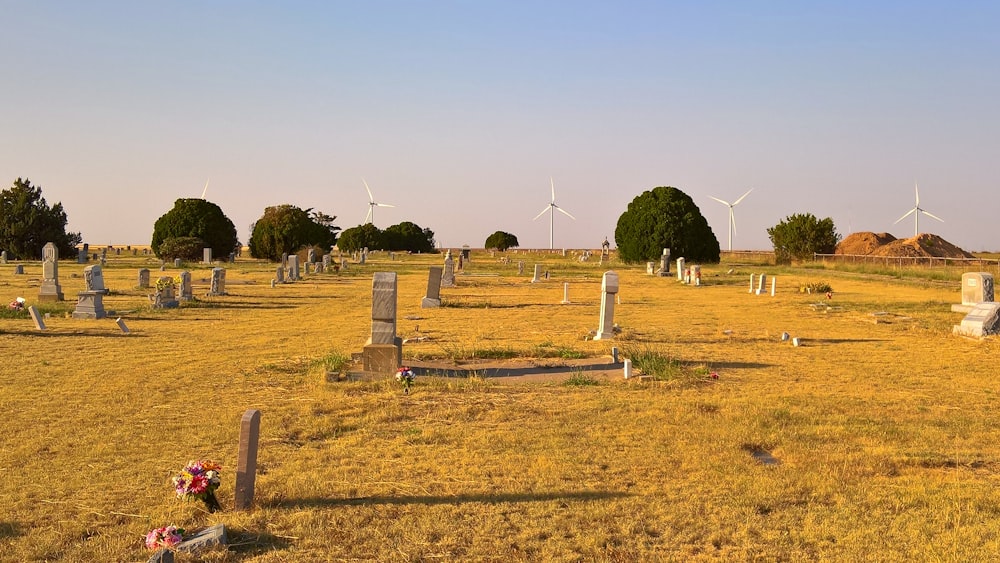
[338,222,436,253]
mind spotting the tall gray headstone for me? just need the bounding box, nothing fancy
[207,267,226,296]
[363,272,401,373]
[83,264,109,295]
[203,248,212,264]
[531,264,542,283]
[518,260,525,275]
[307,248,316,263]
[659,248,671,276]
[322,254,331,271]
[234,409,261,511]
[676,258,685,281]
[28,305,46,331]
[137,268,150,289]
[39,242,64,301]
[179,271,193,300]
[421,267,443,308]
[594,271,619,340]
[77,247,87,264]
[441,255,456,288]
[275,265,284,284]
[756,273,767,295]
[287,255,300,281]
[174,258,182,268]
[0,250,7,263]
[561,282,571,304]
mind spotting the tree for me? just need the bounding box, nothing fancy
[383,221,435,253]
[152,199,239,259]
[248,205,340,261]
[614,186,720,263]
[767,213,840,264]
[337,223,384,253]
[157,236,205,261]
[484,231,519,252]
[0,178,82,260]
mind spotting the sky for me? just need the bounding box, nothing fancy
[2,2,998,251]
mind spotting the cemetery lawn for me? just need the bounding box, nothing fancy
[2,251,1000,561]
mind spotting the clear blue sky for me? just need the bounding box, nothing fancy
[3,2,998,251]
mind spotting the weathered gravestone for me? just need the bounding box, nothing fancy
[28,305,46,331]
[207,267,227,296]
[83,265,109,295]
[531,264,542,283]
[234,409,261,511]
[115,317,130,334]
[561,282,571,305]
[304,262,312,275]
[72,291,106,319]
[953,302,1000,338]
[691,265,702,286]
[363,272,402,373]
[287,255,300,281]
[203,248,212,264]
[275,265,285,284]
[421,267,443,308]
[755,273,767,295]
[749,273,756,293]
[174,258,182,268]
[676,258,685,281]
[137,268,150,289]
[39,242,64,301]
[322,254,331,271]
[646,262,655,275]
[152,277,179,309]
[594,271,619,340]
[178,271,193,300]
[659,248,671,276]
[441,254,456,288]
[962,272,994,305]
[13,265,24,275]
[0,250,6,264]
[77,247,87,264]
[307,248,316,263]
[518,260,524,275]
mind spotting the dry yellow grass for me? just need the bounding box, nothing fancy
[2,251,999,561]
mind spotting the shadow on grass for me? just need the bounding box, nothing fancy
[0,329,147,338]
[266,490,631,509]
[410,363,621,378]
[226,528,293,554]
[681,360,774,370]
[805,338,890,345]
[0,522,20,539]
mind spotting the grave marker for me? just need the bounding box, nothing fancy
[72,291,107,319]
[28,305,46,330]
[518,260,524,275]
[0,250,6,264]
[953,302,1000,338]
[594,271,619,340]
[659,248,671,276]
[83,264,109,295]
[179,271,193,300]
[561,282,571,304]
[363,272,402,372]
[137,268,150,289]
[531,264,542,283]
[962,272,994,305]
[174,258,182,268]
[115,317,130,334]
[441,253,456,288]
[755,273,766,295]
[152,277,179,309]
[207,268,227,296]
[287,255,300,281]
[676,258,685,281]
[13,264,24,275]
[39,242,64,301]
[203,248,212,264]
[234,409,261,511]
[421,267,443,308]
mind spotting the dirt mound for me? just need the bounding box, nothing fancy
[836,232,897,255]
[837,232,973,258]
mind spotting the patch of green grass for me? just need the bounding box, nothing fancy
[564,370,599,386]
[313,351,350,375]
[532,342,587,359]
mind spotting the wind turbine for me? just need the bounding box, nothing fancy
[708,188,753,252]
[199,178,210,200]
[532,177,576,250]
[893,183,943,238]
[362,178,394,226]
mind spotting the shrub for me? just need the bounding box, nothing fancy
[615,186,720,263]
[157,237,205,261]
[151,199,238,260]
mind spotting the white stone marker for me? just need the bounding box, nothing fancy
[676,258,685,281]
[115,317,130,334]
[531,264,542,283]
[561,283,571,304]
[594,271,619,341]
[755,273,767,295]
[28,305,46,331]
[39,242,64,301]
[771,277,776,297]
[203,248,212,264]
[623,358,632,379]
[749,273,756,293]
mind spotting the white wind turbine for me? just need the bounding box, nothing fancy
[199,178,210,199]
[893,183,943,238]
[708,188,753,252]
[532,177,576,250]
[362,178,395,226]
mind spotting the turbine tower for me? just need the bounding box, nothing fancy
[362,178,395,226]
[708,188,753,252]
[532,177,576,249]
[893,183,943,238]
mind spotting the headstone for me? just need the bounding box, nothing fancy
[228,252,236,264]
[692,265,702,286]
[962,272,995,305]
[561,248,566,257]
[601,237,611,259]
[659,248,671,276]
[77,245,87,264]
[207,267,226,296]
[421,267,443,308]
[175,524,228,553]
[390,252,396,261]
[363,272,402,373]
[39,242,64,301]
[457,254,464,272]
[323,254,331,271]
[594,271,619,340]
[0,250,6,264]
[305,262,312,275]
[676,258,685,281]
[203,248,212,264]
[623,358,632,379]
[152,277,179,309]
[281,252,288,268]
[953,302,1000,338]
[756,273,767,295]
[174,258,182,268]
[461,245,471,261]
[646,262,655,275]
[307,248,316,263]
[561,282,571,304]
[441,255,456,287]
[28,305,46,330]
[749,273,756,293]
[340,257,347,271]
[178,271,193,300]
[359,248,367,265]
[72,291,106,319]
[234,409,261,511]
[518,261,524,275]
[13,264,24,275]
[83,265,109,295]
[771,277,776,297]
[115,317,130,334]
[531,264,542,283]
[287,255,300,281]
[611,347,619,363]
[275,265,285,284]
[137,268,150,289]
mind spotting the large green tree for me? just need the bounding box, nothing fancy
[0,178,81,259]
[248,205,340,261]
[337,223,384,253]
[383,221,435,253]
[151,198,239,259]
[484,230,519,251]
[767,213,840,264]
[614,186,720,263]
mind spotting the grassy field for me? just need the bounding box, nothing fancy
[2,249,999,561]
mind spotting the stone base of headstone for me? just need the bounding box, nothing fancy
[176,524,228,553]
[420,297,441,308]
[72,291,107,319]
[363,341,402,373]
[38,285,64,301]
[953,302,1000,338]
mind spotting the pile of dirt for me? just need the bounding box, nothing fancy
[835,232,897,255]
[836,232,974,258]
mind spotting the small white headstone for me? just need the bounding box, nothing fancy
[28,305,46,330]
[115,317,130,334]
[623,358,632,379]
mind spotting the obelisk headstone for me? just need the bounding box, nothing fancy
[234,409,261,511]
[421,267,443,308]
[363,272,401,372]
[39,242,64,301]
[594,271,619,340]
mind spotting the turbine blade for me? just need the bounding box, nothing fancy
[708,195,731,206]
[376,203,395,208]
[914,183,919,206]
[533,207,550,221]
[730,209,737,235]
[364,207,373,224]
[554,205,576,220]
[200,178,210,199]
[894,208,916,224]
[732,188,753,206]
[550,177,556,203]
[362,178,374,202]
[921,210,945,223]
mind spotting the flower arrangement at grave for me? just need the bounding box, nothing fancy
[8,297,25,311]
[145,525,185,550]
[172,460,222,512]
[155,276,176,292]
[396,366,415,394]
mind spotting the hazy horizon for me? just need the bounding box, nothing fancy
[3,3,998,252]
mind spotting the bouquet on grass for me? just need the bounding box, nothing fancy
[396,366,415,394]
[145,525,184,550]
[172,460,222,512]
